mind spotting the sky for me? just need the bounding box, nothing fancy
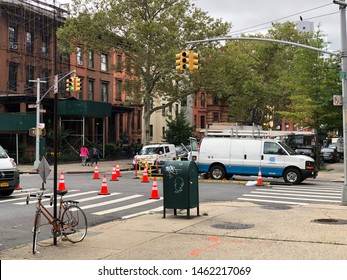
[194,0,342,51]
[55,0,343,51]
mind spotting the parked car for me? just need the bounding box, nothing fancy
[295,146,316,159]
[320,147,340,163]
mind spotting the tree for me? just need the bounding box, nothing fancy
[162,111,193,145]
[57,0,231,144]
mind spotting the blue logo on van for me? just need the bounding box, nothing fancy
[269,157,276,163]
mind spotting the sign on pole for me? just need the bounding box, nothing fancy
[54,74,58,94]
[333,95,343,106]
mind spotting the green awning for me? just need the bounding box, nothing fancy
[58,100,112,117]
[0,113,36,132]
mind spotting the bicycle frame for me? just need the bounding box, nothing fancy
[35,194,68,235]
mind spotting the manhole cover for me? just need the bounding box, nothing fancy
[261,204,292,210]
[312,218,347,225]
[211,222,254,230]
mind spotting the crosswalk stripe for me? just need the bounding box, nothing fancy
[15,190,97,205]
[268,186,342,192]
[80,194,143,210]
[45,192,122,208]
[238,197,308,205]
[256,189,341,196]
[121,206,163,219]
[251,191,341,199]
[93,198,163,215]
[242,194,340,203]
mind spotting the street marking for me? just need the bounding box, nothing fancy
[121,206,163,219]
[256,189,341,195]
[93,198,163,215]
[45,192,122,208]
[242,194,340,203]
[80,194,143,210]
[15,190,96,205]
[238,197,308,205]
[251,191,341,199]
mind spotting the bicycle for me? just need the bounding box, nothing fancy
[26,189,88,254]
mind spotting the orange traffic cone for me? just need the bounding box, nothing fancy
[256,167,264,186]
[58,172,66,191]
[149,178,160,199]
[15,184,22,190]
[99,174,110,195]
[110,165,119,181]
[116,163,121,177]
[141,167,149,183]
[93,164,100,179]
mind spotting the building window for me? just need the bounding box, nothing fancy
[9,25,18,50]
[200,93,205,107]
[88,51,94,68]
[42,33,50,57]
[116,79,122,100]
[213,112,219,122]
[137,109,141,131]
[213,96,219,105]
[26,65,35,94]
[26,31,34,54]
[101,82,108,102]
[8,62,18,91]
[101,53,108,71]
[194,94,197,107]
[162,104,165,116]
[175,104,179,117]
[194,115,197,129]
[77,46,83,66]
[88,80,94,100]
[125,57,131,73]
[200,115,205,129]
[41,69,50,93]
[116,54,122,71]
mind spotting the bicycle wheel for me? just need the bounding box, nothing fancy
[32,212,54,254]
[61,204,87,243]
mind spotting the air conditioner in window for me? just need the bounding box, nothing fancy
[78,60,83,66]
[9,43,18,50]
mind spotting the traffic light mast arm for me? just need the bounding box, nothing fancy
[39,69,76,103]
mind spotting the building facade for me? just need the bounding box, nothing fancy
[0,0,142,163]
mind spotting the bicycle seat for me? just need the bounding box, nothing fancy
[57,190,68,196]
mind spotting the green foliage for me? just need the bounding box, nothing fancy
[57,0,231,144]
[162,112,194,145]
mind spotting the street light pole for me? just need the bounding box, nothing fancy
[29,78,47,169]
[334,0,347,205]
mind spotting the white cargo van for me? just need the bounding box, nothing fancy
[133,143,176,169]
[191,137,318,184]
[0,145,20,196]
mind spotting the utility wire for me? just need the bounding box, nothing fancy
[229,3,334,35]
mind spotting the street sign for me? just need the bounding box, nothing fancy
[54,74,58,94]
[36,156,51,183]
[333,95,343,106]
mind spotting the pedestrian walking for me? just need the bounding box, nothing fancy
[90,146,100,166]
[80,145,89,166]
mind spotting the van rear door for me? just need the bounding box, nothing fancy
[261,141,286,177]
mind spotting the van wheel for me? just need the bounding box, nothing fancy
[283,168,301,184]
[209,165,225,180]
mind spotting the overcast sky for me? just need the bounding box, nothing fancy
[194,0,342,51]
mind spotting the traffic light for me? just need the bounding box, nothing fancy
[189,51,199,71]
[75,77,81,92]
[66,77,74,92]
[175,50,189,71]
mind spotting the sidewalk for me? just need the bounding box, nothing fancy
[1,161,346,260]
[2,201,347,260]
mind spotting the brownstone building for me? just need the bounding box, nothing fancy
[0,0,142,162]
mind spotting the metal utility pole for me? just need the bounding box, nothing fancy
[29,78,47,169]
[334,0,347,205]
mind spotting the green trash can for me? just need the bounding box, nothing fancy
[162,160,199,218]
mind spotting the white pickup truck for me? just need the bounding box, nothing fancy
[133,144,176,169]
